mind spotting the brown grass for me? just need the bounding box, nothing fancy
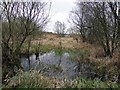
[31,33,120,67]
[31,33,91,51]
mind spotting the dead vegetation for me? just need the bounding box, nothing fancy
[31,33,91,50]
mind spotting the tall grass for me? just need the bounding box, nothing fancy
[75,76,120,88]
[4,70,120,88]
[5,70,76,88]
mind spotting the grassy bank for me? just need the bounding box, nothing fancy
[3,70,120,88]
[20,43,118,83]
[11,34,119,88]
[21,43,76,56]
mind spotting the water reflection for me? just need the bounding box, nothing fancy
[21,51,116,81]
[21,51,79,79]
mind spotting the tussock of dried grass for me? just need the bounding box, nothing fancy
[6,70,77,88]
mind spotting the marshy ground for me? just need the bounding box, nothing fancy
[3,32,120,88]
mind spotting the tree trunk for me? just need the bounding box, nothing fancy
[118,73,120,83]
[106,47,112,57]
[35,45,39,60]
[103,37,112,57]
[27,38,31,69]
[117,50,120,83]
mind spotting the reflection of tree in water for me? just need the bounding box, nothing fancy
[35,41,41,60]
[35,50,39,60]
[54,20,66,68]
[27,53,30,69]
[26,37,32,69]
[57,39,62,67]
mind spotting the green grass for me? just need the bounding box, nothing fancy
[5,70,53,88]
[69,48,90,62]
[4,70,75,88]
[4,70,120,88]
[21,44,56,54]
[39,45,68,55]
[0,83,2,90]
[21,43,71,55]
[75,76,120,88]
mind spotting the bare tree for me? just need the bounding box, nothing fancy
[54,21,66,37]
[69,1,120,57]
[108,2,120,54]
[69,2,88,42]
[108,2,120,83]
[1,1,51,83]
[54,21,66,67]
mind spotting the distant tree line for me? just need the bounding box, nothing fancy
[54,21,66,37]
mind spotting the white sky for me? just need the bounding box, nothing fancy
[45,0,76,33]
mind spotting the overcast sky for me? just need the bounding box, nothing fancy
[45,0,76,33]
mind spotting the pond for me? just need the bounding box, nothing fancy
[21,50,109,81]
[21,51,79,79]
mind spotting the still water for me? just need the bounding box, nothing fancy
[21,51,79,79]
[21,50,111,81]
